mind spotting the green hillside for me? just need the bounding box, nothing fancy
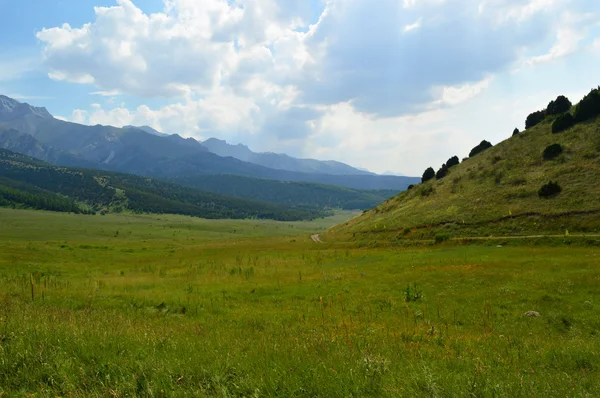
[0,149,329,221]
[171,174,398,210]
[329,90,600,241]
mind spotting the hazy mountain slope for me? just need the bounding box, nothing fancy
[202,137,374,175]
[124,125,170,137]
[171,174,399,210]
[0,149,327,221]
[0,95,417,190]
[149,153,418,190]
[329,111,600,241]
[0,127,98,168]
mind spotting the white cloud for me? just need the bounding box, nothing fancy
[0,58,38,82]
[35,0,600,175]
[90,90,121,96]
[433,77,493,106]
[403,18,422,32]
[526,11,594,65]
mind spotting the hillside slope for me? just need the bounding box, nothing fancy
[171,174,398,210]
[202,137,373,175]
[329,113,600,241]
[0,149,328,221]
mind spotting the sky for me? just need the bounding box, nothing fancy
[1,0,599,176]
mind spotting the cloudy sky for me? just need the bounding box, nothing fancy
[1,0,599,175]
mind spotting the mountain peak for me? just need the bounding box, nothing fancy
[0,95,53,120]
[123,125,170,137]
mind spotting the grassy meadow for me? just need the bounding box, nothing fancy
[0,208,599,396]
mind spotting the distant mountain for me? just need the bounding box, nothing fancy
[124,125,171,137]
[202,137,374,175]
[0,95,419,191]
[0,95,52,120]
[0,148,327,221]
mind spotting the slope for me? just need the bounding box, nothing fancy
[170,174,398,210]
[202,137,373,175]
[0,95,417,191]
[0,149,328,221]
[328,96,600,241]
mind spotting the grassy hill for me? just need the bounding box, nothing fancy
[0,149,329,221]
[328,96,600,242]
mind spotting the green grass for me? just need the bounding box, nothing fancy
[330,116,600,242]
[0,208,599,396]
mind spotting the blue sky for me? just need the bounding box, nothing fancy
[1,0,600,175]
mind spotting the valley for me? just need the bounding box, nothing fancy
[0,208,599,396]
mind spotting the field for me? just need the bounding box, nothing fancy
[1,208,599,397]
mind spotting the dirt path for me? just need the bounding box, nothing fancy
[309,233,600,244]
[451,234,600,241]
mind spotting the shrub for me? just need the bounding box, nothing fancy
[446,155,460,168]
[574,87,600,122]
[469,140,493,158]
[525,110,546,129]
[434,233,451,243]
[407,184,415,190]
[403,284,423,302]
[436,164,449,180]
[538,181,562,198]
[546,95,572,116]
[543,144,563,160]
[421,167,435,183]
[552,113,575,134]
[512,128,520,136]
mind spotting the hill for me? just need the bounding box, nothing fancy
[202,137,373,175]
[0,149,328,221]
[171,174,398,210]
[0,95,417,191]
[328,90,600,241]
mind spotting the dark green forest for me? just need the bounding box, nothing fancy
[0,149,330,220]
[171,174,398,210]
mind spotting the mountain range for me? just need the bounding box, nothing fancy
[201,137,373,175]
[0,95,418,191]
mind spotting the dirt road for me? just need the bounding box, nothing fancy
[311,234,323,243]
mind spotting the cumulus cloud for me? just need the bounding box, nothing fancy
[35,0,600,174]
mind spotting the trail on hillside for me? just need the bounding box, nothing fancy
[310,233,600,244]
[452,234,600,240]
[311,234,323,243]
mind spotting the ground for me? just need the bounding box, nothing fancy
[0,208,599,397]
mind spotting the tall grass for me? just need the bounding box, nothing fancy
[0,209,599,396]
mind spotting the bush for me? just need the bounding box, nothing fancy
[421,167,435,183]
[547,95,572,116]
[552,113,575,134]
[574,87,600,122]
[436,164,449,180]
[469,140,493,158]
[407,184,415,190]
[446,155,460,168]
[538,181,562,198]
[434,233,451,243]
[525,110,546,129]
[543,144,563,160]
[512,128,520,136]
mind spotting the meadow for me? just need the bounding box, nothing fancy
[0,208,599,397]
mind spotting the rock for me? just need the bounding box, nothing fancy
[523,311,541,317]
